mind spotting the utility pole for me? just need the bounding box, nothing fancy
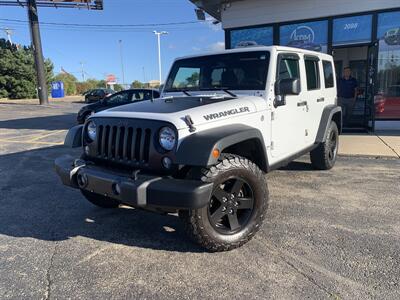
[153,31,168,84]
[118,40,125,88]
[80,62,85,82]
[142,66,146,86]
[27,0,48,105]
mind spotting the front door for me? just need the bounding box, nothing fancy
[271,53,307,158]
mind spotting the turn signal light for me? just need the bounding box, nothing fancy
[212,148,220,158]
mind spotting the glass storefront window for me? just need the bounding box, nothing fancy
[376,11,400,120]
[230,26,273,49]
[333,15,372,46]
[280,20,328,53]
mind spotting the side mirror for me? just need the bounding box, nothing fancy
[274,78,300,108]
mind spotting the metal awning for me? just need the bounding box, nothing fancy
[190,0,243,20]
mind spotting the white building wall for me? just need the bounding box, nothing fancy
[221,0,400,29]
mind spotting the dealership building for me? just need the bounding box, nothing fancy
[191,0,400,131]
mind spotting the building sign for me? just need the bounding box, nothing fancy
[280,20,328,53]
[230,26,273,48]
[333,15,372,46]
[106,74,117,85]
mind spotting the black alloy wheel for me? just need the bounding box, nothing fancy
[208,177,254,234]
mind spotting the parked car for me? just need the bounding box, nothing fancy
[77,89,160,124]
[82,89,94,96]
[287,40,322,52]
[384,28,400,45]
[375,85,400,119]
[84,88,115,103]
[56,46,341,251]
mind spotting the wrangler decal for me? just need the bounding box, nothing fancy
[203,107,250,121]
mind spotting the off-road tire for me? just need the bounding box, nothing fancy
[180,154,268,252]
[81,190,120,208]
[310,121,339,170]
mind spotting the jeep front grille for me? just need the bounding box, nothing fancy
[97,125,152,163]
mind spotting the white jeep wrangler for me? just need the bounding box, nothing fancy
[55,46,341,251]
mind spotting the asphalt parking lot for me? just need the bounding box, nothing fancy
[0,100,399,299]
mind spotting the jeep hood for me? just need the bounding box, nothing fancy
[95,96,265,130]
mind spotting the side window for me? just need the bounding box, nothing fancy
[131,92,145,101]
[322,60,334,88]
[108,92,129,104]
[304,58,320,90]
[277,58,300,81]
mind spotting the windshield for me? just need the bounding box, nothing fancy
[164,51,270,92]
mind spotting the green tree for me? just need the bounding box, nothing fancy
[54,73,77,96]
[131,80,143,88]
[113,83,124,91]
[0,38,54,99]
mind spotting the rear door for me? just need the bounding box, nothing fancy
[271,53,307,158]
[303,55,324,143]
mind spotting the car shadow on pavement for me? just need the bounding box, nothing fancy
[0,114,77,130]
[0,146,206,253]
[280,160,315,171]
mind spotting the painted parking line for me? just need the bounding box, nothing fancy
[0,139,64,146]
[26,130,66,142]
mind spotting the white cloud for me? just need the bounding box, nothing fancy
[209,41,225,51]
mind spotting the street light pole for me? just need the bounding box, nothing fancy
[27,0,48,105]
[118,39,125,88]
[153,31,168,84]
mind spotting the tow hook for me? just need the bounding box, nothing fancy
[70,159,86,183]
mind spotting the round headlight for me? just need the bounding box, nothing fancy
[159,127,176,151]
[87,121,97,142]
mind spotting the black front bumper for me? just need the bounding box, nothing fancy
[54,155,213,210]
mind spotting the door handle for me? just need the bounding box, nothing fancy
[297,101,307,107]
[317,97,325,102]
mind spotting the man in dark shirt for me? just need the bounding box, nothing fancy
[338,67,358,125]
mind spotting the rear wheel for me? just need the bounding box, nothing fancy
[310,121,339,170]
[180,154,268,252]
[80,190,120,208]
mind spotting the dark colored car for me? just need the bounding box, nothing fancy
[84,88,115,103]
[287,40,322,52]
[77,89,160,124]
[375,85,400,119]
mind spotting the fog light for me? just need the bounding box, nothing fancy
[112,182,121,195]
[84,145,90,155]
[162,157,172,169]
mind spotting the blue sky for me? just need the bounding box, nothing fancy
[0,0,224,83]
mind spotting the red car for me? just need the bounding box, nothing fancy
[375,85,400,119]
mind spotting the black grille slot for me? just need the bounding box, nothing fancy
[95,124,151,164]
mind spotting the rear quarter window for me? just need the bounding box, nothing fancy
[322,60,335,88]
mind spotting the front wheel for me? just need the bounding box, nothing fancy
[310,121,339,170]
[180,154,268,252]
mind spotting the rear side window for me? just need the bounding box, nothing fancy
[304,58,320,90]
[322,61,334,88]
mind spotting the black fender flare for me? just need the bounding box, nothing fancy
[64,125,83,148]
[315,105,342,143]
[175,124,268,170]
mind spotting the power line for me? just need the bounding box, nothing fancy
[0,17,204,27]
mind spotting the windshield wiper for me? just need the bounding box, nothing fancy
[199,88,237,98]
[222,89,237,97]
[181,90,192,96]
